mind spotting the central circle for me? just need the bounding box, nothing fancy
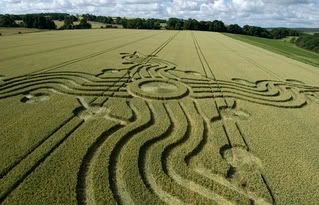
[141,81,178,94]
[128,79,189,100]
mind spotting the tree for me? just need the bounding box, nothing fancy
[122,18,128,28]
[23,14,34,28]
[243,25,273,38]
[0,15,18,27]
[122,18,162,30]
[175,21,183,30]
[167,18,183,30]
[116,17,122,24]
[295,34,319,53]
[210,20,227,32]
[271,28,300,39]
[22,14,56,29]
[62,16,74,29]
[183,19,192,30]
[75,17,92,29]
[227,24,244,34]
[199,21,209,31]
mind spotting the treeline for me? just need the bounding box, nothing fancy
[0,13,302,39]
[82,14,115,24]
[0,14,91,30]
[295,33,319,53]
[0,14,18,27]
[0,14,56,29]
[270,27,301,39]
[167,18,227,32]
[23,14,56,29]
[122,18,162,30]
[166,18,274,38]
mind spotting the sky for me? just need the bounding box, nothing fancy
[1,0,319,27]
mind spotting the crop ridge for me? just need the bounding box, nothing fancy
[141,102,188,204]
[219,108,276,204]
[0,120,84,203]
[76,123,124,205]
[166,102,243,204]
[136,102,171,189]
[108,100,153,204]
[0,115,75,179]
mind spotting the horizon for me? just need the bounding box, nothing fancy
[1,0,319,28]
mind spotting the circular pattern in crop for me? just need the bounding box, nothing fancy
[222,146,263,171]
[128,78,189,100]
[20,93,50,104]
[220,108,251,121]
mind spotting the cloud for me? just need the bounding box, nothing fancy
[0,0,318,27]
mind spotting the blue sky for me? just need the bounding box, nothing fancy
[1,0,319,27]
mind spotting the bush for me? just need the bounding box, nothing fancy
[290,37,296,43]
[271,28,300,39]
[295,34,319,53]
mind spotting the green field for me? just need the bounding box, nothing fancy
[1,29,319,204]
[225,33,319,68]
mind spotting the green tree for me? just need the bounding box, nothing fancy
[75,17,92,29]
[115,17,122,24]
[63,16,74,29]
[211,20,227,32]
[227,24,244,34]
[0,15,18,27]
[271,28,300,39]
[22,14,56,29]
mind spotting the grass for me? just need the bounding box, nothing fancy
[224,33,319,68]
[0,30,319,204]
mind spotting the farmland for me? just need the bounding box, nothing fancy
[0,29,319,205]
[225,33,319,68]
[0,27,44,36]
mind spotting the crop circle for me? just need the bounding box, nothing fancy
[128,79,189,100]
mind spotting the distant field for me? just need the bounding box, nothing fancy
[225,33,319,68]
[54,20,108,29]
[0,27,44,36]
[0,29,319,204]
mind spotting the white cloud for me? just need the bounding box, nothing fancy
[0,0,318,27]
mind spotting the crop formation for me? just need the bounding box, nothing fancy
[0,30,319,205]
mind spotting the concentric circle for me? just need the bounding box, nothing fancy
[128,79,189,100]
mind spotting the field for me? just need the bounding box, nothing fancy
[0,29,319,204]
[54,20,110,29]
[225,33,319,68]
[0,27,44,36]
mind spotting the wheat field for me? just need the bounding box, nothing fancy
[0,29,319,204]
